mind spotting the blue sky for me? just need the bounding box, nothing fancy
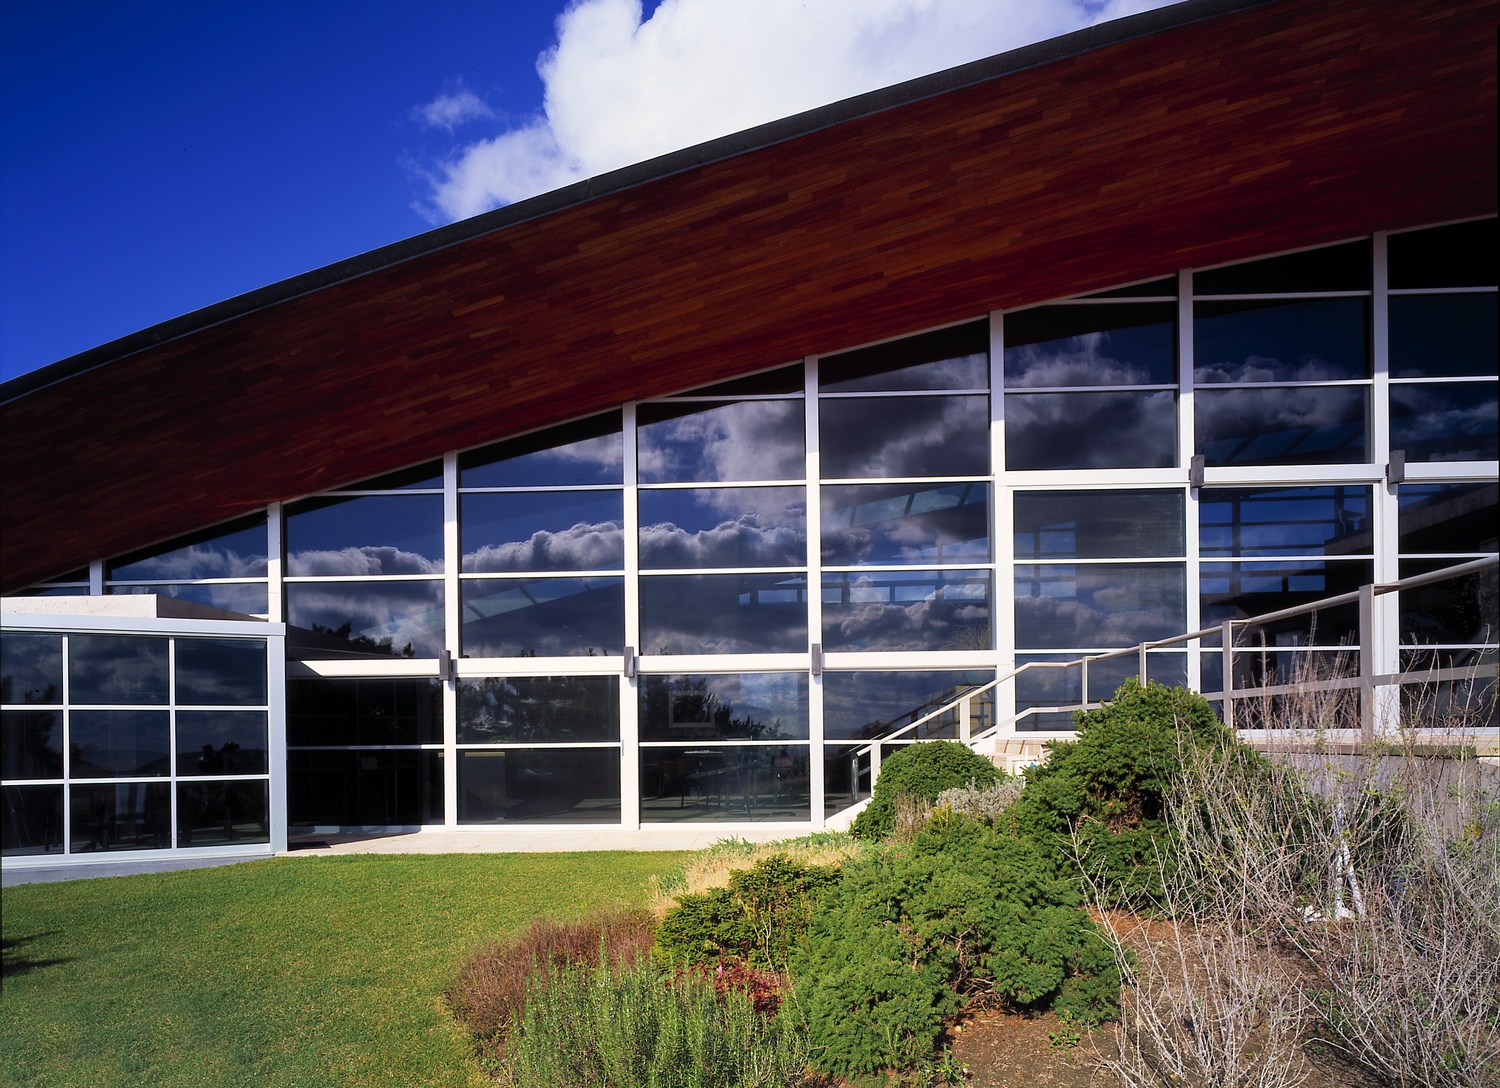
[0,0,1166,384]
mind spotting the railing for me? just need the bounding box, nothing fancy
[850,557,1498,800]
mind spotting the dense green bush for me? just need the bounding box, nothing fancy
[656,854,842,970]
[851,739,1001,840]
[1008,678,1231,904]
[794,815,1119,1079]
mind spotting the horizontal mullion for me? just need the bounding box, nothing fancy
[307,489,443,496]
[1017,295,1176,306]
[459,569,624,579]
[822,564,996,574]
[1388,286,1498,295]
[639,739,810,747]
[1388,376,1498,384]
[635,479,806,490]
[458,484,623,494]
[819,389,987,398]
[1193,379,1371,389]
[456,742,621,750]
[820,475,991,486]
[287,744,441,751]
[1200,555,1374,562]
[642,394,803,403]
[106,578,269,586]
[1009,557,1185,566]
[640,567,807,577]
[283,574,444,582]
[1002,384,1177,394]
[1192,291,1371,300]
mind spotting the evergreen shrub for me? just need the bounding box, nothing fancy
[850,739,1000,840]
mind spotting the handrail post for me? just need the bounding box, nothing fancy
[959,694,971,745]
[1221,621,1236,731]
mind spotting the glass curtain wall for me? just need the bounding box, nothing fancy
[38,218,1498,831]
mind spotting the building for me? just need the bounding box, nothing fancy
[2,0,1496,872]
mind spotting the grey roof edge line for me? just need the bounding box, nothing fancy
[2,0,1272,407]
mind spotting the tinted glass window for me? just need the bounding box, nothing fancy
[1,785,64,855]
[1,711,63,779]
[177,712,269,775]
[1082,277,1176,299]
[641,746,810,822]
[108,514,269,581]
[1194,239,1371,294]
[286,581,446,658]
[640,573,807,654]
[288,750,443,825]
[1197,387,1366,466]
[1388,220,1498,289]
[1,633,62,704]
[1390,383,1499,463]
[107,583,270,615]
[285,495,444,575]
[1015,564,1185,648]
[330,462,442,491]
[1195,298,1368,383]
[458,676,620,743]
[820,322,988,392]
[1014,491,1183,559]
[1397,559,1498,646]
[177,781,271,845]
[641,673,808,741]
[70,710,170,777]
[1005,391,1176,470]
[1200,559,1369,643]
[822,570,991,652]
[821,395,988,478]
[71,783,170,851]
[639,487,805,569]
[822,483,989,566]
[822,670,993,741]
[461,413,624,488]
[1397,483,1499,554]
[287,678,442,746]
[1389,294,1497,377]
[461,577,624,658]
[1200,487,1371,558]
[458,749,619,824]
[69,636,170,704]
[1004,304,1174,386]
[637,401,804,483]
[462,492,624,573]
[668,365,803,396]
[175,639,267,706]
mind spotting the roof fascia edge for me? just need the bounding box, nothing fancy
[1,0,1273,406]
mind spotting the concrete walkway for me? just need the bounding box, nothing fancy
[283,825,804,856]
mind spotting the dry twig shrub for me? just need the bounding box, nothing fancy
[648,834,865,916]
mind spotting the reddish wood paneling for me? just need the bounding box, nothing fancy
[2,0,1495,592]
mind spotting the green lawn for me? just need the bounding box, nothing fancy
[1,852,692,1088]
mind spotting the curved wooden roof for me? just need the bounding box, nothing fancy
[2,0,1495,592]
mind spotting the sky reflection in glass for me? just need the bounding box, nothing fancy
[462,491,624,572]
[639,487,805,568]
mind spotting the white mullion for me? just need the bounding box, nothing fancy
[266,631,289,853]
[621,402,641,829]
[1370,234,1401,732]
[266,502,283,624]
[1371,233,1393,478]
[1179,271,1204,693]
[61,635,71,854]
[168,638,178,848]
[443,452,460,830]
[89,559,104,596]
[991,310,1015,737]
[805,355,825,827]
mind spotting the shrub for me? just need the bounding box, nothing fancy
[794,815,1119,1079]
[504,954,811,1088]
[935,776,1025,826]
[656,853,841,970]
[851,740,1001,840]
[446,908,655,1057]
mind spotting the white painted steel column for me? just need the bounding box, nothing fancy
[267,628,289,852]
[1180,270,1203,693]
[442,452,460,828]
[266,502,283,625]
[88,559,104,596]
[620,402,642,829]
[990,311,1016,738]
[805,357,826,828]
[1369,233,1401,736]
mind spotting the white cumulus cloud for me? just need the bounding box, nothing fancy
[415,0,1177,222]
[414,88,497,131]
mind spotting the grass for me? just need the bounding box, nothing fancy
[0,851,691,1088]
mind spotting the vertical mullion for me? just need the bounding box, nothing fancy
[266,632,289,852]
[266,502,283,624]
[61,635,71,854]
[442,452,459,829]
[88,559,104,597]
[1179,270,1203,693]
[168,638,178,848]
[805,356,824,827]
[620,403,641,829]
[989,311,1015,738]
[1369,233,1401,733]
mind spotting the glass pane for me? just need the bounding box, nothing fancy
[459,749,620,824]
[1015,564,1185,649]
[70,783,170,852]
[1388,220,1497,289]
[69,635,170,704]
[1200,560,1370,643]
[1195,298,1368,383]
[1,710,63,778]
[1390,294,1497,377]
[1199,486,1372,558]
[1196,387,1366,466]
[1004,303,1174,387]
[1082,277,1177,299]
[1014,490,1183,559]
[177,781,270,845]
[637,400,804,483]
[822,482,989,566]
[1398,483,1499,554]
[107,583,270,615]
[1,633,62,704]
[461,577,623,658]
[640,573,807,655]
[1194,239,1370,294]
[640,487,806,569]
[69,710,170,778]
[821,395,988,478]
[1202,648,1358,695]
[823,570,991,652]
[1398,559,1498,647]
[1005,391,1176,470]
[822,670,993,742]
[462,491,624,573]
[458,675,620,743]
[820,321,988,392]
[177,712,269,776]
[288,750,443,826]
[176,639,267,706]
[669,365,803,397]
[641,746,810,822]
[640,673,808,742]
[823,745,867,816]
[461,412,624,488]
[287,678,442,746]
[1390,382,1499,462]
[1016,653,1188,710]
[108,515,269,581]
[285,494,444,575]
[286,581,445,659]
[12,585,90,597]
[1,785,63,856]
[330,461,442,491]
